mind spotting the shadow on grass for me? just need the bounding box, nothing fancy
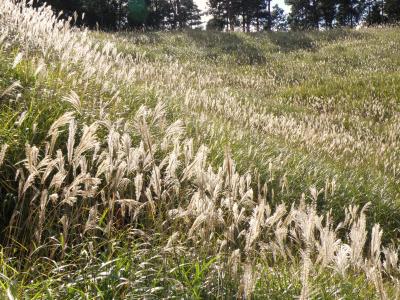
[263,31,316,52]
[111,28,371,65]
[184,29,267,65]
[257,29,369,53]
[113,30,163,45]
[185,28,370,61]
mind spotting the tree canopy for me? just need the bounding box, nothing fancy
[34,0,201,30]
[33,0,400,31]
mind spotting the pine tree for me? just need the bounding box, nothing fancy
[365,0,386,24]
[254,0,269,31]
[271,4,288,31]
[384,0,400,23]
[337,0,366,27]
[286,0,319,29]
[145,0,170,29]
[169,0,201,28]
[208,0,238,31]
[235,0,256,32]
[319,0,336,28]
[206,17,225,30]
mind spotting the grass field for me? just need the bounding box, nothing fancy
[1,1,400,298]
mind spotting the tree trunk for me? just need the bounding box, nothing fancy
[170,0,178,29]
[267,0,271,31]
[177,0,182,28]
[228,0,235,31]
[350,0,354,27]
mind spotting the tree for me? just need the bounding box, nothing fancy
[208,0,268,32]
[252,0,269,31]
[84,0,120,29]
[181,0,202,27]
[286,0,319,29]
[33,0,83,19]
[365,0,386,25]
[128,0,149,28]
[337,0,366,27]
[208,0,238,31]
[145,0,171,29]
[384,0,400,23]
[34,0,200,30]
[35,0,122,29]
[206,17,225,30]
[264,0,272,30]
[308,0,321,28]
[235,0,257,31]
[270,4,288,31]
[37,0,400,31]
[319,0,336,28]
[169,0,201,28]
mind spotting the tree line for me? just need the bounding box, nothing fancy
[33,0,400,31]
[208,0,400,31]
[207,0,287,31]
[33,0,202,30]
[286,0,400,29]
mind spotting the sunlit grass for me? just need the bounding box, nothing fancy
[1,1,400,298]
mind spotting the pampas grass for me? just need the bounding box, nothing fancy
[1,0,400,298]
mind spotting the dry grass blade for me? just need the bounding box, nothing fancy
[0,144,8,167]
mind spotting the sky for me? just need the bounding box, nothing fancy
[194,0,290,23]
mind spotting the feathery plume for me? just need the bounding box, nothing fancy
[1,81,21,98]
[63,91,81,113]
[67,119,76,164]
[12,52,23,69]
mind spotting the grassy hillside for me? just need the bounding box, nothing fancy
[1,1,400,299]
[100,28,400,237]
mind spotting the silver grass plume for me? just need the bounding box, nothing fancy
[349,203,369,267]
[47,112,75,139]
[35,189,48,243]
[334,243,352,277]
[370,224,383,267]
[1,81,21,98]
[62,90,81,113]
[12,52,23,69]
[300,249,312,300]
[67,118,76,164]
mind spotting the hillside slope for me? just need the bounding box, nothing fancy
[1,1,400,298]
[99,28,400,234]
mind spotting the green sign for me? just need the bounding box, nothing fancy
[128,0,149,24]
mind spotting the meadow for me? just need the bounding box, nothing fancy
[1,1,400,298]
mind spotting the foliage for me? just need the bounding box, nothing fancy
[271,4,288,31]
[34,0,201,30]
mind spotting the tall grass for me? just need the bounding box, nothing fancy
[0,0,400,298]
